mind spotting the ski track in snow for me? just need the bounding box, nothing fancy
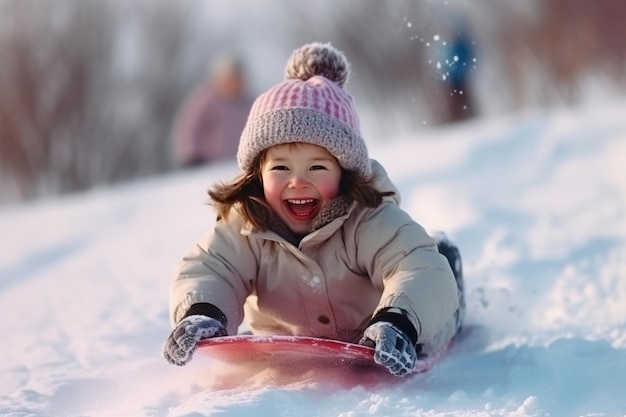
[1,102,625,416]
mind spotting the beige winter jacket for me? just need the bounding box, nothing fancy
[169,161,460,351]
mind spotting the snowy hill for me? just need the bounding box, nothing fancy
[1,99,625,416]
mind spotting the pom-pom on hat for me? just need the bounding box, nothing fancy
[237,42,371,179]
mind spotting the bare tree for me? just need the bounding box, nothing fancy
[0,1,119,200]
[0,0,192,203]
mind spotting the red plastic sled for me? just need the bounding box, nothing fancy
[197,335,383,371]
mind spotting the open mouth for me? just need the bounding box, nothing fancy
[285,198,318,219]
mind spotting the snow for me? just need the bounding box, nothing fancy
[1,99,626,416]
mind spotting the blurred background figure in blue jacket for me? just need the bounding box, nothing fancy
[441,24,476,123]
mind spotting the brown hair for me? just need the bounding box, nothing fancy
[208,149,393,231]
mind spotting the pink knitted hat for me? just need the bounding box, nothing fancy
[237,42,371,179]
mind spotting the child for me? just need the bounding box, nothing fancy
[163,42,465,377]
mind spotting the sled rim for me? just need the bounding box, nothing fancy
[197,334,376,362]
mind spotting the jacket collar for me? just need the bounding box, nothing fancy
[241,159,399,246]
[241,195,354,247]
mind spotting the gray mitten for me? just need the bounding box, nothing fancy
[360,321,417,376]
[163,315,227,366]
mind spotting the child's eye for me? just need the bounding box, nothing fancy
[271,165,289,171]
[310,165,327,171]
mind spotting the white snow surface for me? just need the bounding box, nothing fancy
[1,100,626,416]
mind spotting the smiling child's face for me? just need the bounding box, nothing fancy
[261,143,342,235]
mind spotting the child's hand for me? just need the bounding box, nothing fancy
[359,322,417,376]
[163,315,227,366]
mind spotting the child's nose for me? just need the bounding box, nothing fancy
[289,172,309,188]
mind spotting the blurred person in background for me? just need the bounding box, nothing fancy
[172,54,253,167]
[441,24,476,123]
